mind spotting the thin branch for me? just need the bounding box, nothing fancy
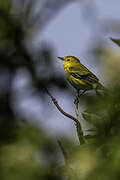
[74,92,85,144]
[75,98,80,123]
[45,88,78,123]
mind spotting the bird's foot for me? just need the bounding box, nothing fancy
[74,96,79,105]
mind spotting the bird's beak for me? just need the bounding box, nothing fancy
[58,57,64,61]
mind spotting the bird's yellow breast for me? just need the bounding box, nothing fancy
[63,63,87,90]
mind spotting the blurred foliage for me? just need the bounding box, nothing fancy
[0,1,69,180]
[0,0,11,12]
[1,1,120,180]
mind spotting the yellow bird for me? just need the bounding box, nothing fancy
[58,56,105,96]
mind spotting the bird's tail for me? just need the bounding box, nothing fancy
[97,83,109,94]
[95,83,109,97]
[98,83,106,91]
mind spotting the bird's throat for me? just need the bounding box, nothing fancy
[62,61,70,70]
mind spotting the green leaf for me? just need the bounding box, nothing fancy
[86,128,96,132]
[84,134,96,140]
[110,37,120,47]
[82,112,100,125]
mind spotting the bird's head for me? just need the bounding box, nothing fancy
[58,56,80,68]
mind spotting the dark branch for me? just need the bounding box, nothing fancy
[45,88,78,123]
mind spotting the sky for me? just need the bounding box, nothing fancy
[36,0,120,55]
[14,0,120,141]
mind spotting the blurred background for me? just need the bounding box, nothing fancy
[1,0,120,179]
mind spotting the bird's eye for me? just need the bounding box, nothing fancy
[67,59,70,61]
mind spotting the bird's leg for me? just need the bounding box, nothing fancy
[74,90,79,104]
[78,90,87,98]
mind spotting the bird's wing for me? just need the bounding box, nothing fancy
[69,65,99,83]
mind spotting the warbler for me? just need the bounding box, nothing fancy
[58,56,105,96]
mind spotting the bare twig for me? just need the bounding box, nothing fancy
[75,98,80,123]
[74,92,84,144]
[45,88,78,123]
